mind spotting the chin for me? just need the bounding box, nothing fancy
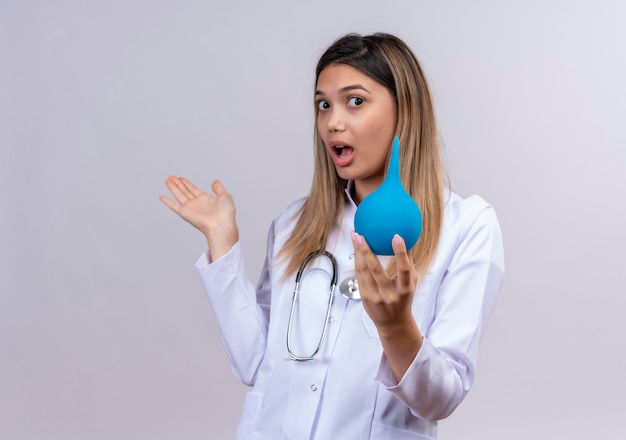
[335,169,356,182]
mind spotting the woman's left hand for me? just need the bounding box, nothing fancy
[352,231,418,334]
[352,231,423,380]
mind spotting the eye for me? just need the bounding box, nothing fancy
[348,96,364,107]
[317,100,330,110]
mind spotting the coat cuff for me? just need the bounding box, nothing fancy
[375,338,463,421]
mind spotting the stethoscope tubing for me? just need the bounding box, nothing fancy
[286,250,337,361]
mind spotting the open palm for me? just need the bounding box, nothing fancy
[160,176,239,259]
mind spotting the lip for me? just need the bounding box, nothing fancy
[328,140,355,167]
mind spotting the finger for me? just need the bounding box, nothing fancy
[392,234,414,293]
[351,231,372,273]
[351,232,376,297]
[353,232,391,286]
[180,177,204,198]
[164,176,191,203]
[170,176,195,200]
[352,232,389,302]
[159,194,181,214]
[354,254,380,303]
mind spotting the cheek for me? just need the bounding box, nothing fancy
[353,113,378,135]
[360,113,394,141]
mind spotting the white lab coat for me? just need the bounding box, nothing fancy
[196,188,504,439]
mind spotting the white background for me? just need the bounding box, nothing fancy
[2,1,625,438]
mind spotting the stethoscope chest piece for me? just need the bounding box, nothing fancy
[339,277,360,300]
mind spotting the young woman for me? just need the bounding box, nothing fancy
[161,33,504,439]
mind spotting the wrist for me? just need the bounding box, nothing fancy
[205,224,239,261]
[376,316,420,340]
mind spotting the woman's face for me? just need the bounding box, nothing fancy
[316,63,397,204]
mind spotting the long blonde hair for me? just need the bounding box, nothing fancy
[279,33,444,279]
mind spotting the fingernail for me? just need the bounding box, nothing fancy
[351,230,363,245]
[392,234,403,246]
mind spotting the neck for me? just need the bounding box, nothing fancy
[352,179,383,205]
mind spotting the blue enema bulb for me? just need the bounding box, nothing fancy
[354,136,423,255]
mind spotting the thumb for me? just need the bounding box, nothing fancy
[212,179,228,195]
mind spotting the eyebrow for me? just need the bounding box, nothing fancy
[315,84,371,96]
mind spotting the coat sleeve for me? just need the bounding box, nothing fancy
[376,202,505,421]
[195,221,276,386]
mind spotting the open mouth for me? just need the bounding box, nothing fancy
[333,145,354,158]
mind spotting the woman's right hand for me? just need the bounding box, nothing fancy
[160,176,239,261]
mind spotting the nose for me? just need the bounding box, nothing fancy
[327,108,346,133]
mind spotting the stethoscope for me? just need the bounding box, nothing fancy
[286,250,360,361]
